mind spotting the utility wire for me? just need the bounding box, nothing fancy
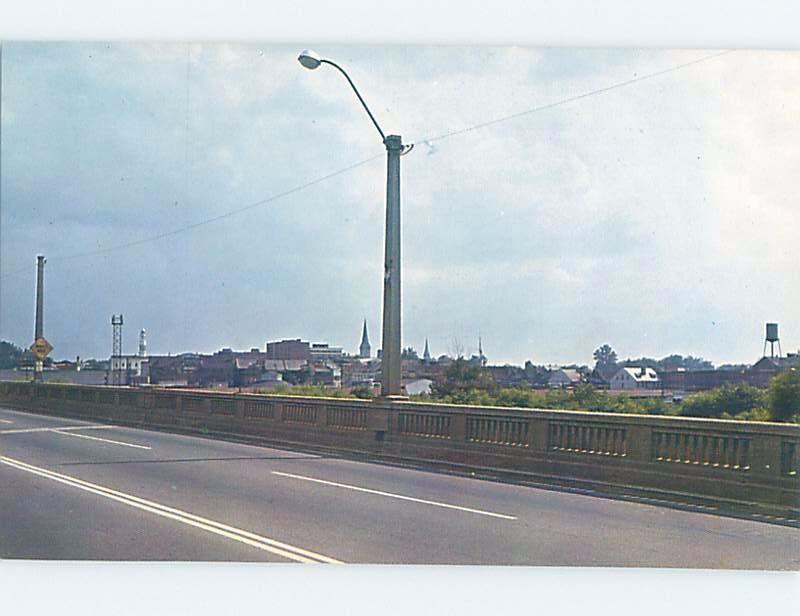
[0,153,383,276]
[413,49,732,146]
[1,49,732,280]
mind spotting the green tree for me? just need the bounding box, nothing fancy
[0,340,24,369]
[680,384,766,419]
[593,344,618,369]
[767,369,800,422]
[430,357,495,399]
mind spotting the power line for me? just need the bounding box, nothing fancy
[1,49,732,279]
[413,50,732,146]
[0,152,383,277]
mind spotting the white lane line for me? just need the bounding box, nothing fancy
[272,471,518,520]
[52,430,152,450]
[0,419,13,424]
[0,425,113,435]
[0,455,342,564]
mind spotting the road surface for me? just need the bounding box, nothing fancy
[1,406,798,568]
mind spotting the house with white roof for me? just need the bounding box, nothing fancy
[609,366,660,390]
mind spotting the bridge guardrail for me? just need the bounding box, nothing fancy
[1,380,797,518]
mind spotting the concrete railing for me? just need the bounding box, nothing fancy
[1,381,798,518]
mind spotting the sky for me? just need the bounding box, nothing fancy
[1,44,798,366]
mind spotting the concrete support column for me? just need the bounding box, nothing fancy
[529,418,550,452]
[381,135,403,397]
[450,413,467,442]
[624,424,653,462]
[750,433,783,477]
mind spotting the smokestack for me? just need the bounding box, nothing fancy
[33,255,46,382]
[35,256,45,340]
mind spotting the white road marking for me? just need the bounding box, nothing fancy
[272,471,518,520]
[52,430,152,450]
[0,419,13,424]
[0,455,342,564]
[0,425,113,435]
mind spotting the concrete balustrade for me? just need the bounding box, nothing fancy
[1,380,797,518]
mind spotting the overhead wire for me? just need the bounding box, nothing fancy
[0,49,732,281]
[413,49,732,145]
[0,152,384,277]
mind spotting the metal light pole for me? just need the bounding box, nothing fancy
[298,50,407,397]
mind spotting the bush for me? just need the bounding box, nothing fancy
[767,369,800,422]
[679,384,766,419]
[350,384,374,399]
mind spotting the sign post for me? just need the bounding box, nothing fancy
[30,337,53,383]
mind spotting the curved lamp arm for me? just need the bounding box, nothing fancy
[319,59,386,143]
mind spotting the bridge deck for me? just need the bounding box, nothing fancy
[2,406,798,567]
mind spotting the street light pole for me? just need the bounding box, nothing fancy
[382,134,403,397]
[298,50,406,397]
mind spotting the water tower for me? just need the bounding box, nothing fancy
[763,322,782,359]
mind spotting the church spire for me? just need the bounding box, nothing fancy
[423,338,431,362]
[359,319,371,359]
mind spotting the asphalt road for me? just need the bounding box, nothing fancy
[1,406,798,568]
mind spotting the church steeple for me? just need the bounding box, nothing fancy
[359,319,371,359]
[423,338,431,362]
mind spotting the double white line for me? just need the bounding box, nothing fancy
[0,455,341,564]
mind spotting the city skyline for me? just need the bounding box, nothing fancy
[1,45,798,366]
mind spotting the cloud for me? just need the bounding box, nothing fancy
[1,45,797,366]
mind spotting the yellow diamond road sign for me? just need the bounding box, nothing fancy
[30,337,54,360]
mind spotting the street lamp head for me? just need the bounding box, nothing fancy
[297,50,322,70]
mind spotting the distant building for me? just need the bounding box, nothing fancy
[266,339,310,361]
[593,364,619,385]
[488,365,529,388]
[310,343,344,363]
[610,366,660,390]
[359,320,371,359]
[262,359,308,372]
[747,355,800,387]
[423,338,431,362]
[468,337,487,367]
[341,359,379,389]
[404,378,433,396]
[108,355,149,385]
[147,354,201,386]
[548,368,583,388]
[659,368,748,392]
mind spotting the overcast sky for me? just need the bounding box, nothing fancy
[1,44,797,366]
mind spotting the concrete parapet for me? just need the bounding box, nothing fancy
[1,381,797,519]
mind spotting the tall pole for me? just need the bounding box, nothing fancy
[33,255,46,382]
[381,135,403,397]
[297,51,408,397]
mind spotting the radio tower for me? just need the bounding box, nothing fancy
[111,314,124,385]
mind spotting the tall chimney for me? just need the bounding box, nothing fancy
[33,255,46,382]
[34,255,45,340]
